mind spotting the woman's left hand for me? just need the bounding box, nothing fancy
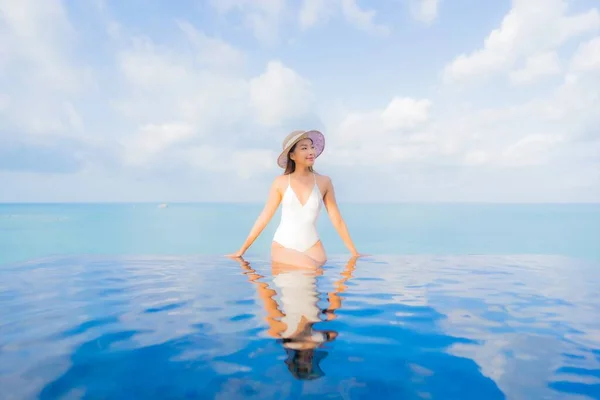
[225,250,245,259]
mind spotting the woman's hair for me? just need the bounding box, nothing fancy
[285,348,325,380]
[284,139,314,175]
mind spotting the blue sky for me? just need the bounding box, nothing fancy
[1,0,599,202]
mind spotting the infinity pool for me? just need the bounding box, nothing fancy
[1,255,599,399]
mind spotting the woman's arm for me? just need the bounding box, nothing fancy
[322,177,360,256]
[227,177,282,257]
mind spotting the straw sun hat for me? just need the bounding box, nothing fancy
[277,130,325,169]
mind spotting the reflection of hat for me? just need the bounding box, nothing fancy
[284,348,328,380]
[277,130,325,169]
[280,330,335,380]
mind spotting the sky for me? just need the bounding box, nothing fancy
[0,0,599,203]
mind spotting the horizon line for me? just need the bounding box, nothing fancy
[1,200,599,205]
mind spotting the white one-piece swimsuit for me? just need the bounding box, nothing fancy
[273,173,323,252]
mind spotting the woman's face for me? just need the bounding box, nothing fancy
[290,138,316,168]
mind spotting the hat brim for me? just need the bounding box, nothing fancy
[277,130,325,169]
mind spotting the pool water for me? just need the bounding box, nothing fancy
[1,254,599,399]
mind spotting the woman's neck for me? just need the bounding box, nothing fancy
[293,167,312,177]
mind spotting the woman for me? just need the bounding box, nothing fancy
[227,129,361,267]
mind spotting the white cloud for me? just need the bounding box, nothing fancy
[120,123,196,167]
[458,73,598,170]
[0,0,83,92]
[249,61,314,127]
[325,32,599,176]
[339,0,391,35]
[463,150,488,166]
[111,25,251,136]
[117,38,189,89]
[570,36,600,72]
[5,0,317,180]
[212,0,393,37]
[500,133,565,167]
[443,0,600,83]
[180,147,277,179]
[298,0,390,35]
[380,97,432,130]
[509,51,561,85]
[408,0,439,24]
[321,96,436,166]
[176,20,245,69]
[337,96,431,139]
[108,24,316,177]
[299,0,334,29]
[0,0,93,141]
[209,0,284,16]
[208,0,285,44]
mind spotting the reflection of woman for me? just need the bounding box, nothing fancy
[227,130,362,268]
[236,256,358,380]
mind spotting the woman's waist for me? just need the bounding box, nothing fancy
[275,220,318,232]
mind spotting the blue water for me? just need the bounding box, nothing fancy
[1,203,599,266]
[1,203,600,399]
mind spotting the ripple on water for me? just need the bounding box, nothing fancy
[0,254,599,399]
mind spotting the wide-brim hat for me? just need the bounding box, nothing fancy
[277,130,325,169]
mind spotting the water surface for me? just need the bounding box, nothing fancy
[1,254,599,399]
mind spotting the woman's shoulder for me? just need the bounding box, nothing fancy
[271,174,288,187]
[314,171,331,183]
[315,171,331,181]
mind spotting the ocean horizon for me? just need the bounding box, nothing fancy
[1,201,599,266]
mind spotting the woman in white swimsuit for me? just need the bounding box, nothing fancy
[227,129,361,267]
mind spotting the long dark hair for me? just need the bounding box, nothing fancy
[284,139,314,175]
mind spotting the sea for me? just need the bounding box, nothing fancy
[0,202,599,399]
